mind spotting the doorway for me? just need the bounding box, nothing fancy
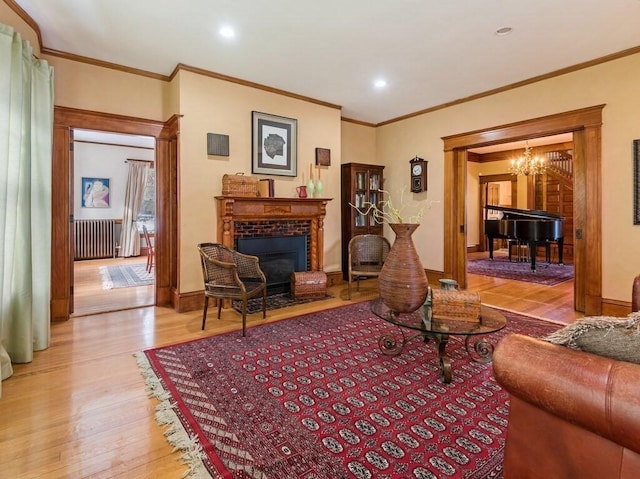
[442,105,604,315]
[51,107,180,321]
[71,129,156,316]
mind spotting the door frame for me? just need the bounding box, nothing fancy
[442,105,604,315]
[477,173,518,253]
[51,107,180,320]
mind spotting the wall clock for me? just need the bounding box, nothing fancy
[410,156,428,193]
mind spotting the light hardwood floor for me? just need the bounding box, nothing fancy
[72,257,155,317]
[1,257,580,478]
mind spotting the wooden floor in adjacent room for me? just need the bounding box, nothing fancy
[1,256,580,478]
[72,256,155,317]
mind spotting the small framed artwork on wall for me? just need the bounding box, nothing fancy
[315,147,331,166]
[252,111,297,177]
[82,177,111,208]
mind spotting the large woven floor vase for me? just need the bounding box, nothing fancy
[378,223,429,313]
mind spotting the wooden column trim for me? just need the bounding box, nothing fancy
[441,104,604,315]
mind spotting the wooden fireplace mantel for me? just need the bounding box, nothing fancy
[215,196,332,271]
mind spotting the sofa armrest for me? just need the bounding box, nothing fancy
[493,333,640,454]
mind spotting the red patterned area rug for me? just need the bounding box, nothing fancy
[136,302,560,479]
[467,256,573,286]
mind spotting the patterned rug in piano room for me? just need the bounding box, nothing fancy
[100,263,154,289]
[467,254,573,286]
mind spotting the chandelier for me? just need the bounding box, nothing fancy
[509,142,547,176]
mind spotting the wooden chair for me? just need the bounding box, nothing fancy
[142,224,154,273]
[347,234,391,300]
[197,242,267,336]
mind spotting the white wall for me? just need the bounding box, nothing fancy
[73,139,155,220]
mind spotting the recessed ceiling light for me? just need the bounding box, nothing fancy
[219,26,235,38]
[373,79,387,88]
[495,27,513,36]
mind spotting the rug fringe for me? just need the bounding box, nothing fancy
[98,265,114,290]
[134,352,213,479]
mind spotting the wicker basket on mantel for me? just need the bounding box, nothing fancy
[222,173,258,197]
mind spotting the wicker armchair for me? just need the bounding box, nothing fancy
[197,243,267,336]
[347,234,391,300]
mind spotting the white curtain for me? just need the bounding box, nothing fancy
[0,24,54,398]
[119,160,150,257]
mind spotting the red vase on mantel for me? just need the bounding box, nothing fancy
[378,223,429,313]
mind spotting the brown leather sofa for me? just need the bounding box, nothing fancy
[493,333,640,478]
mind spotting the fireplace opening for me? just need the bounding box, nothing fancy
[236,235,307,295]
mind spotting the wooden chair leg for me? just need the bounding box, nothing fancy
[202,297,209,330]
[217,299,223,319]
[348,275,352,300]
[261,291,267,319]
[241,301,247,337]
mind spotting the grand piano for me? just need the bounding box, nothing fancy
[484,205,564,272]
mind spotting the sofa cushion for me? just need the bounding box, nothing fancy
[544,313,640,364]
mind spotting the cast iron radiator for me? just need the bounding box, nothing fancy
[74,219,120,260]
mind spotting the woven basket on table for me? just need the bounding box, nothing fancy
[431,289,481,323]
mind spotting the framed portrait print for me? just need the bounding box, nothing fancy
[252,111,297,177]
[82,177,111,208]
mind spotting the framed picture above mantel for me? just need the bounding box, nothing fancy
[251,111,297,177]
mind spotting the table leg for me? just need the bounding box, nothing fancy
[435,334,452,383]
[464,335,495,363]
[378,331,405,356]
[378,328,422,356]
[379,328,460,384]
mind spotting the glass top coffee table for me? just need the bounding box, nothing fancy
[370,298,506,383]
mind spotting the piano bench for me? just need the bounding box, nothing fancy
[538,242,552,263]
[508,240,529,262]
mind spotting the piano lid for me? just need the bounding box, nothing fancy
[484,204,564,220]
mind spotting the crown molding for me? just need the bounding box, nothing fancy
[6,0,640,126]
[172,63,341,111]
[378,46,640,127]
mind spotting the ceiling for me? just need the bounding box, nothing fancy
[468,133,572,154]
[74,129,156,149]
[12,0,640,125]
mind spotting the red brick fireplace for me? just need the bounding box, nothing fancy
[215,196,331,273]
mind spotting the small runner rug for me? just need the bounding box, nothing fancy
[136,302,560,479]
[468,256,573,286]
[99,263,154,289]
